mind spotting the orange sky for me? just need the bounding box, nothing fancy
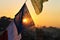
[0,0,60,27]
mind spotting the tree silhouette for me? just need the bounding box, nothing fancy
[0,16,13,32]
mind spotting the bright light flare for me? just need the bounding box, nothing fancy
[22,18,29,24]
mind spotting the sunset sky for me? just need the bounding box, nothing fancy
[0,0,60,27]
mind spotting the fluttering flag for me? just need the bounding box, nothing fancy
[14,4,25,34]
[31,0,48,15]
[14,3,34,35]
[7,21,21,40]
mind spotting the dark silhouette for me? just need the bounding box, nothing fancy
[0,16,13,34]
[14,4,34,35]
[0,16,13,40]
[14,4,26,34]
[20,26,60,40]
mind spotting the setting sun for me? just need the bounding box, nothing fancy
[23,18,29,24]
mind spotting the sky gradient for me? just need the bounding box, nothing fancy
[0,0,60,28]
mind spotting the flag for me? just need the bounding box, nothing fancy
[13,0,48,15]
[7,21,21,40]
[14,4,25,34]
[14,0,48,15]
[14,3,34,35]
[31,0,48,15]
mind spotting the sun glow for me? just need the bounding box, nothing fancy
[23,18,29,24]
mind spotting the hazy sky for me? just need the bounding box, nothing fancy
[0,0,60,27]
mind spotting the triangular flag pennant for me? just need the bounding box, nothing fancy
[14,3,34,35]
[22,4,34,28]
